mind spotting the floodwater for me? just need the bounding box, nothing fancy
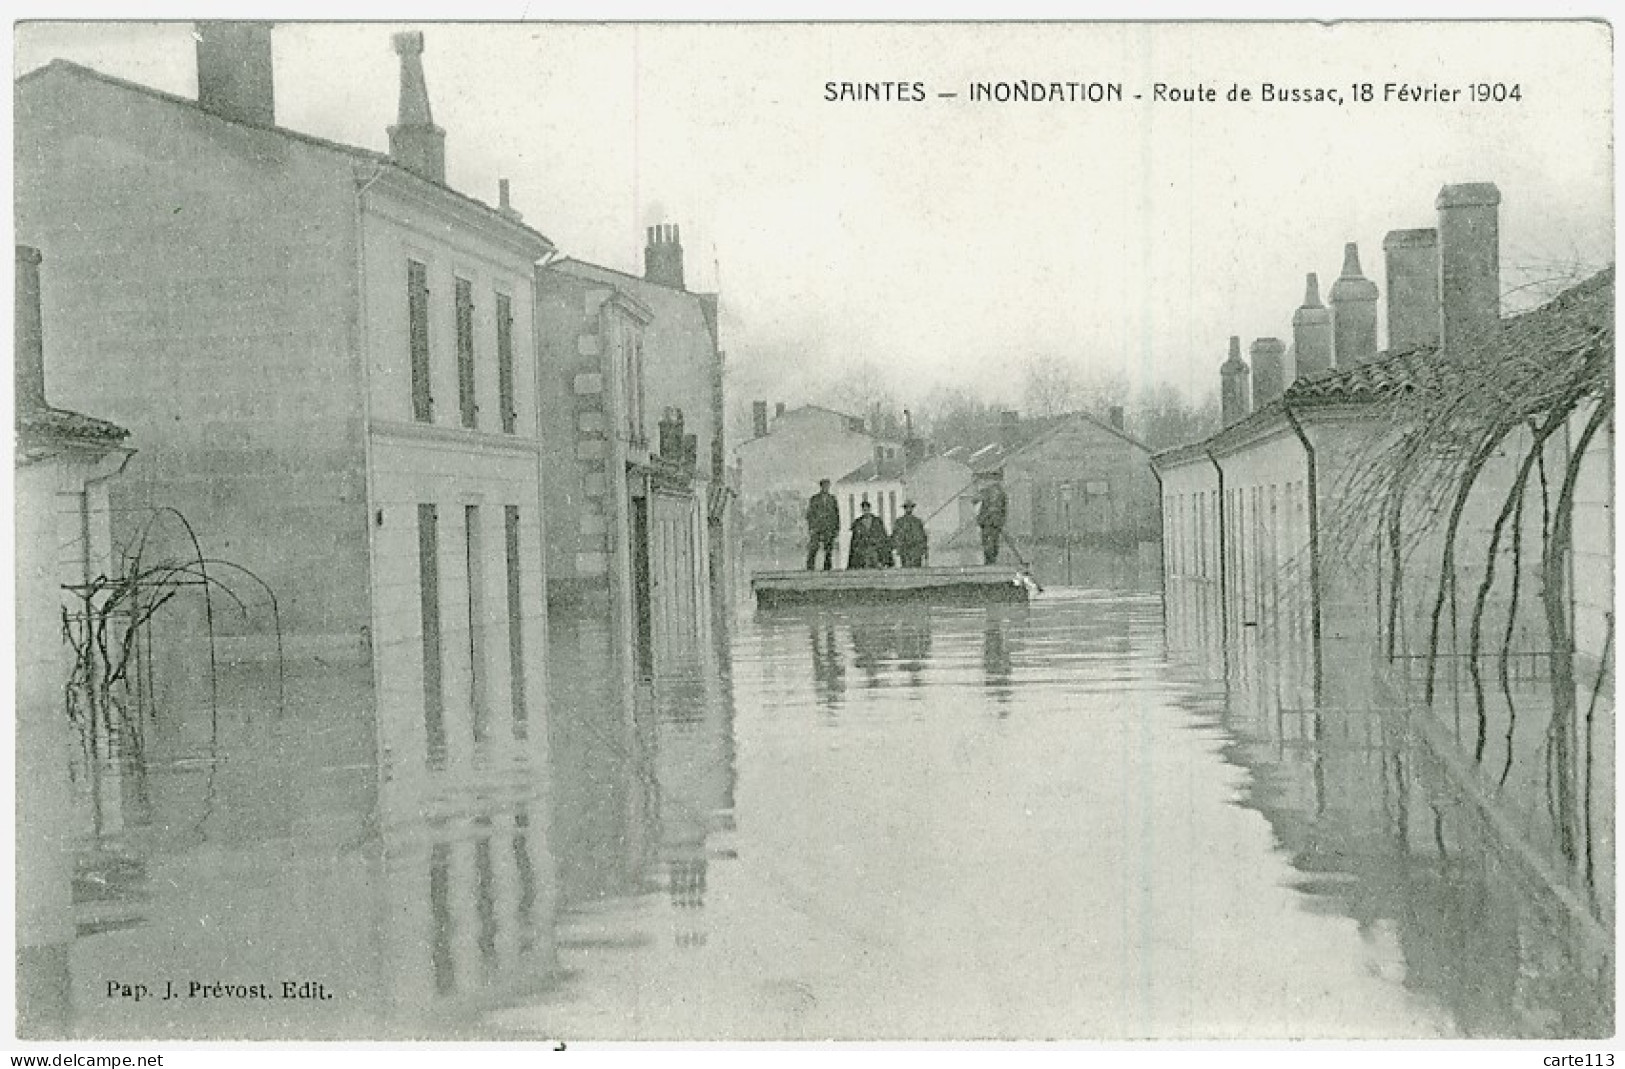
[491,589,1611,1041]
[53,584,1611,1040]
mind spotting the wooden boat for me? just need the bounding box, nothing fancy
[750,565,1036,607]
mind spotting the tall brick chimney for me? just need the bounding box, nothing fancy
[1329,242,1379,367]
[195,21,275,127]
[1249,338,1286,408]
[1383,228,1441,353]
[388,32,446,184]
[1435,182,1501,352]
[751,400,769,438]
[1220,336,1250,426]
[16,246,46,415]
[1107,405,1125,432]
[645,224,686,290]
[1291,273,1334,381]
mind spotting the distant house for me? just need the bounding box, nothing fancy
[940,408,1159,555]
[735,403,897,567]
[833,450,973,567]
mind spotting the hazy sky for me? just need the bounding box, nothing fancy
[14,21,1614,413]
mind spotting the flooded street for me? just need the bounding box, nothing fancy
[491,589,1606,1041]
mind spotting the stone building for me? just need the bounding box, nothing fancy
[16,25,557,1035]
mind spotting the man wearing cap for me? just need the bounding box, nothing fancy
[892,499,929,568]
[805,478,841,570]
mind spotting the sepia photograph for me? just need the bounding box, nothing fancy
[8,13,1616,1049]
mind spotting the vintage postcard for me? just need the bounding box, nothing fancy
[8,16,1614,1051]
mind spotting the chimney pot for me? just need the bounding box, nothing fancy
[1107,405,1125,432]
[1383,227,1441,353]
[644,220,687,289]
[195,21,276,127]
[387,29,446,184]
[1249,338,1286,408]
[1329,242,1380,367]
[751,400,769,439]
[1220,335,1251,426]
[1435,181,1502,352]
[1292,272,1334,380]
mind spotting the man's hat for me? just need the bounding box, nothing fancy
[818,478,830,487]
[902,500,916,508]
[860,499,872,510]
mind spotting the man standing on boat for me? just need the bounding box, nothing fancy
[976,471,1009,565]
[805,478,841,570]
[892,499,928,568]
[847,498,893,569]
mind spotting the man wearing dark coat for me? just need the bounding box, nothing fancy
[847,499,893,569]
[976,471,1009,565]
[805,478,841,570]
[892,500,929,568]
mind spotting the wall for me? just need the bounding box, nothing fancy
[15,67,372,652]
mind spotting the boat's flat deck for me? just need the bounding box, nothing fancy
[750,565,1032,606]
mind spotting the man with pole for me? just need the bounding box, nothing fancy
[975,469,1009,565]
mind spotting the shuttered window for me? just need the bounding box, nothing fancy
[408,261,432,422]
[496,293,516,433]
[418,503,445,768]
[456,278,477,429]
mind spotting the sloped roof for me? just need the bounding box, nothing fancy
[17,402,129,447]
[937,409,1149,473]
[19,59,554,253]
[1286,265,1613,408]
[1154,265,1615,464]
[835,455,908,483]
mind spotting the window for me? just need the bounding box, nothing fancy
[456,277,477,428]
[417,504,445,768]
[504,506,527,739]
[496,293,516,434]
[408,261,432,422]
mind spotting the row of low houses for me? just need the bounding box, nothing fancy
[14,23,735,1037]
[735,401,1161,573]
[1153,181,1614,936]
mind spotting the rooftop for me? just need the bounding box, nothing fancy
[1154,265,1615,465]
[20,58,554,254]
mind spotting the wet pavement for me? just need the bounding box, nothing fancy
[492,589,1609,1041]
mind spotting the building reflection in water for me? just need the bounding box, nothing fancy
[1166,567,1613,1037]
[59,647,558,1040]
[544,593,737,959]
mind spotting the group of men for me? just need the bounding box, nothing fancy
[804,473,1008,571]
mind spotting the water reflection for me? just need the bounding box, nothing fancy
[498,592,1464,1040]
[57,646,558,1040]
[1167,569,1613,1037]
